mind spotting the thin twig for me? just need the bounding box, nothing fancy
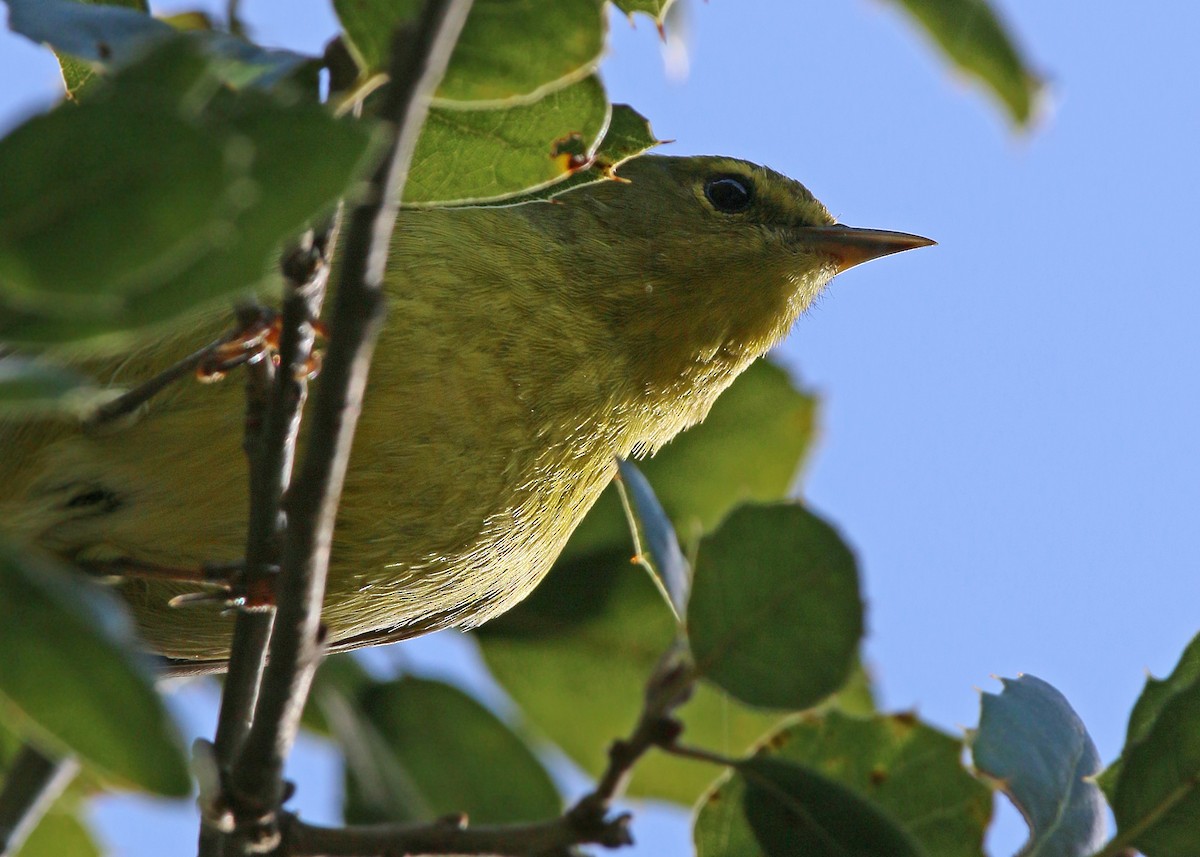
[0,745,79,857]
[276,641,701,856]
[283,811,633,857]
[83,333,242,429]
[220,1,474,850]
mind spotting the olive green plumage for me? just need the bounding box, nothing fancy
[0,155,919,665]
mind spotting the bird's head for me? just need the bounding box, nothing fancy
[549,155,932,434]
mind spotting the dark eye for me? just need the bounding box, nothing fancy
[704,175,754,213]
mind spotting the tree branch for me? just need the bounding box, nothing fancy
[217,217,341,768]
[198,221,341,857]
[215,1,474,850]
[274,644,700,856]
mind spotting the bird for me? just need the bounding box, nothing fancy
[0,154,932,670]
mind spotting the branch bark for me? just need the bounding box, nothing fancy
[212,1,474,852]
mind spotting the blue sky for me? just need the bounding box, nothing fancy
[3,1,1198,855]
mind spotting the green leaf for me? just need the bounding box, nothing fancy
[700,711,990,857]
[688,503,863,710]
[334,0,604,103]
[0,546,189,796]
[405,75,610,205]
[1099,631,1200,798]
[886,0,1043,126]
[1104,635,1200,857]
[340,678,561,824]
[583,102,662,171]
[0,357,97,416]
[478,552,782,805]
[617,459,690,617]
[491,102,662,204]
[8,0,311,96]
[699,757,926,857]
[0,37,371,345]
[320,686,430,823]
[477,362,820,803]
[970,675,1107,857]
[611,0,676,24]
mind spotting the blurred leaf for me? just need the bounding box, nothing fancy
[159,10,214,31]
[1103,635,1200,857]
[617,459,690,617]
[563,360,818,563]
[195,33,313,91]
[6,0,159,98]
[0,730,98,857]
[8,0,311,95]
[7,0,158,64]
[701,711,990,857]
[887,0,1043,125]
[0,546,189,796]
[342,678,560,824]
[0,357,97,416]
[322,683,433,823]
[15,809,100,857]
[688,503,863,710]
[301,651,375,737]
[334,0,604,103]
[820,658,875,717]
[611,0,676,23]
[696,756,926,857]
[971,675,1106,857]
[0,718,102,798]
[0,37,371,345]
[405,75,610,205]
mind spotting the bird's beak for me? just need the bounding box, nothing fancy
[797,225,936,273]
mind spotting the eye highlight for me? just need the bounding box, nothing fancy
[703,175,754,213]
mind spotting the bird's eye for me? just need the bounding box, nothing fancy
[703,175,754,213]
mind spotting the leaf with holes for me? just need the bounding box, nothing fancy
[495,103,662,203]
[971,675,1107,857]
[405,75,610,205]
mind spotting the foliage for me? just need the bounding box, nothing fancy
[0,2,1189,857]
